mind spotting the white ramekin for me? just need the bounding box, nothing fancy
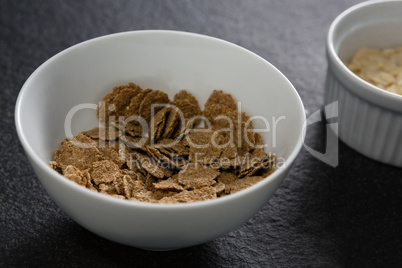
[326,0,402,167]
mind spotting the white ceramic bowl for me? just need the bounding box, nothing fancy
[326,0,402,167]
[15,30,305,250]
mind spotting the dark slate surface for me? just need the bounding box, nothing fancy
[1,0,402,267]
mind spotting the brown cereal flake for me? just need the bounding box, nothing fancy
[203,90,238,127]
[119,135,148,151]
[238,151,275,178]
[49,160,62,173]
[216,171,239,185]
[122,174,137,199]
[149,190,178,202]
[161,106,181,139]
[97,145,126,168]
[90,160,121,185]
[81,126,121,141]
[146,145,186,169]
[149,106,170,143]
[148,139,189,168]
[178,163,220,189]
[226,110,255,155]
[96,83,142,125]
[225,176,265,194]
[130,180,154,202]
[252,132,264,150]
[204,90,237,114]
[153,175,184,192]
[156,138,190,157]
[54,134,102,171]
[157,187,217,203]
[213,182,226,196]
[174,119,197,141]
[187,130,223,164]
[172,90,202,124]
[138,90,170,123]
[99,183,118,195]
[113,85,142,116]
[124,122,146,137]
[204,103,234,124]
[52,84,277,203]
[63,165,90,187]
[124,88,152,118]
[131,151,172,179]
[165,91,202,139]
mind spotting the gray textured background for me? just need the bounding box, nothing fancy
[1,0,402,267]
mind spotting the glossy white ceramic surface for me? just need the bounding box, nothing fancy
[15,30,305,250]
[326,0,402,167]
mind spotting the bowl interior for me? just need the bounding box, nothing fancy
[16,30,305,184]
[334,1,402,62]
[327,0,402,112]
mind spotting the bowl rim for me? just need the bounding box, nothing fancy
[327,0,402,112]
[14,29,306,209]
